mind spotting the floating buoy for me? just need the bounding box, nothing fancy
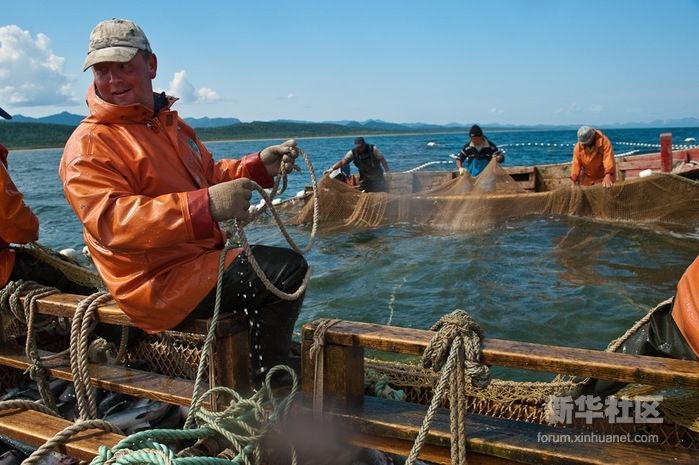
[426,141,437,147]
[684,137,696,142]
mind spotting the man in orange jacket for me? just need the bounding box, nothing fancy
[61,19,307,378]
[0,105,40,288]
[1,106,94,294]
[570,126,616,188]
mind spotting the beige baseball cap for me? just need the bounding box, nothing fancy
[83,18,151,71]
[577,125,596,144]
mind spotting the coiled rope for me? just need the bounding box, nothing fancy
[0,280,62,413]
[91,366,299,465]
[406,310,491,465]
[69,291,114,419]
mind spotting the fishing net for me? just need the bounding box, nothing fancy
[290,159,699,232]
[360,297,699,450]
[16,242,105,289]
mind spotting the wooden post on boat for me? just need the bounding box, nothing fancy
[301,323,364,411]
[660,133,672,172]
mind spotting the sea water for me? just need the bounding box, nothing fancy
[7,128,699,371]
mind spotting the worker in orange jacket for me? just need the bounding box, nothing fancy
[0,106,95,295]
[61,19,307,378]
[570,126,616,188]
[0,106,40,288]
[671,255,699,358]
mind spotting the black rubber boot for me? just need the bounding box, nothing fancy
[580,300,697,397]
[191,245,308,380]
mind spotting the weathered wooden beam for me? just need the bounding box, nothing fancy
[329,396,699,465]
[0,347,199,406]
[17,292,251,392]
[302,320,699,389]
[0,408,123,461]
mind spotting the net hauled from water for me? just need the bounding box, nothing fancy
[290,159,699,233]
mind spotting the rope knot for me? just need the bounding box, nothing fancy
[422,309,491,388]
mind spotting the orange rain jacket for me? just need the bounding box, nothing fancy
[60,86,274,333]
[672,255,699,357]
[0,143,40,287]
[570,130,616,186]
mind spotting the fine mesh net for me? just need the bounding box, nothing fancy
[290,159,699,233]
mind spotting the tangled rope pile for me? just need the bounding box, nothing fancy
[91,366,299,465]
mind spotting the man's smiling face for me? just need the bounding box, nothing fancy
[92,51,157,109]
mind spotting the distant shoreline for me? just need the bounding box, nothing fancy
[7,125,695,153]
[7,130,476,153]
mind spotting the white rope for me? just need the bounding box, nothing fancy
[402,160,454,173]
[229,147,319,301]
[616,141,699,150]
[495,140,699,151]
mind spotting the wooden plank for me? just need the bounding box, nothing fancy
[16,292,251,394]
[0,408,123,461]
[301,321,699,389]
[300,338,364,410]
[618,160,661,171]
[329,396,699,465]
[344,432,521,465]
[504,166,535,175]
[325,345,364,410]
[0,347,200,407]
[19,293,133,326]
[18,293,246,337]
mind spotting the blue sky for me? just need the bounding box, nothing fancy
[2,0,699,125]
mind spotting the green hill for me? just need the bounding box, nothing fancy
[194,120,427,141]
[0,120,466,151]
[0,122,75,150]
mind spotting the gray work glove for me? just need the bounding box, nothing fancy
[260,139,299,176]
[208,178,253,222]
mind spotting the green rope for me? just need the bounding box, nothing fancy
[91,366,298,465]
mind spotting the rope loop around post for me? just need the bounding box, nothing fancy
[422,309,491,388]
[405,310,491,465]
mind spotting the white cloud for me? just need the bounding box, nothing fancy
[588,104,603,113]
[0,25,76,107]
[488,107,504,115]
[276,92,297,101]
[166,70,220,103]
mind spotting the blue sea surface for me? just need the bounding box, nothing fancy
[7,127,699,379]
